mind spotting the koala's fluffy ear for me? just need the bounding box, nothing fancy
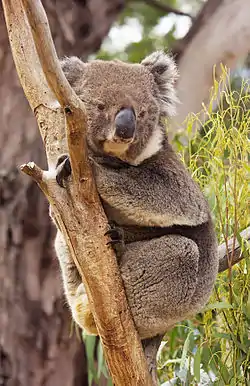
[60,56,86,86]
[141,51,179,116]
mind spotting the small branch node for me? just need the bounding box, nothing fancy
[64,106,73,115]
[80,177,88,183]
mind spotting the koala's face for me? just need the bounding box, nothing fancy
[61,52,178,165]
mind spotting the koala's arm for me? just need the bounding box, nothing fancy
[93,143,210,229]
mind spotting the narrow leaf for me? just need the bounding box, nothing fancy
[193,348,201,382]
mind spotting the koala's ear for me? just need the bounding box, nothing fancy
[141,51,179,116]
[60,56,86,86]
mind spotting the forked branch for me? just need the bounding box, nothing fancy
[2,0,152,385]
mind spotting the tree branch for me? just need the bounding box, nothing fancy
[141,0,192,18]
[173,0,221,60]
[2,1,152,385]
[171,0,250,132]
[218,227,250,273]
[22,0,91,198]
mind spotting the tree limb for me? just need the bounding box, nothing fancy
[22,0,91,197]
[171,0,250,133]
[218,227,250,273]
[2,1,152,385]
[173,0,221,60]
[141,0,192,18]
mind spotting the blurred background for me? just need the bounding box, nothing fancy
[1,1,249,385]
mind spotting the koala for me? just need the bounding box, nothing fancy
[53,51,219,381]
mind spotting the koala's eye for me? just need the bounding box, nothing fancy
[97,102,105,111]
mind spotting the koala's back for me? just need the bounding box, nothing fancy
[118,220,218,339]
[92,139,210,229]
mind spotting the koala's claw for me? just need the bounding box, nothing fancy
[56,155,72,188]
[105,227,124,240]
[107,239,126,259]
[105,223,126,258]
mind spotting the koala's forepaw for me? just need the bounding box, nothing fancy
[56,154,72,188]
[105,222,126,258]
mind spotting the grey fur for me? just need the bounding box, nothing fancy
[54,52,219,379]
[141,50,179,117]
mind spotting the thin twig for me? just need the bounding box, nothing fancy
[141,0,193,18]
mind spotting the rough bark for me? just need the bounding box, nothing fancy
[0,173,87,386]
[2,0,152,385]
[0,1,122,385]
[172,0,250,131]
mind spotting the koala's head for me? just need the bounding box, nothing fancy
[61,51,178,165]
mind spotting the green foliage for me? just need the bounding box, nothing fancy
[83,334,112,386]
[158,71,250,385]
[82,71,249,385]
[96,0,182,63]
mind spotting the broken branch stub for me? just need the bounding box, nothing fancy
[2,0,153,384]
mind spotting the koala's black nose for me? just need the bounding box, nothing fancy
[114,107,136,140]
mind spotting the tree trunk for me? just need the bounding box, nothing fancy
[0,1,122,385]
[173,0,250,130]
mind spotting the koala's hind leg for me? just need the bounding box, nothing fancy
[119,234,200,339]
[142,334,164,385]
[54,231,98,335]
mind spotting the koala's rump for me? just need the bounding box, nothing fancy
[119,234,199,338]
[119,221,218,339]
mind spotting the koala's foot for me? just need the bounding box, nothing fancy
[56,154,71,188]
[105,222,126,258]
[72,283,98,335]
[142,335,163,386]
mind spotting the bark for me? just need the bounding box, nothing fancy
[0,1,122,385]
[218,227,250,273]
[2,1,152,385]
[173,0,221,60]
[172,0,250,132]
[0,174,87,386]
[37,0,125,58]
